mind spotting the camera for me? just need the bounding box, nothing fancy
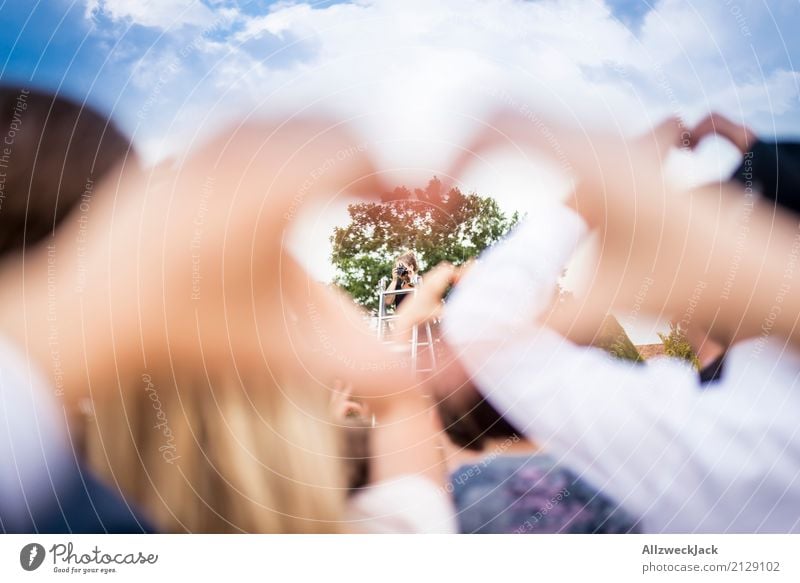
[395,265,409,278]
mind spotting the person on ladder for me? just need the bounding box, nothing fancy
[384,250,419,311]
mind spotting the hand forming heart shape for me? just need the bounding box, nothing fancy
[1,107,791,405]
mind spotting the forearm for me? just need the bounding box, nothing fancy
[383,279,398,305]
[0,244,128,407]
[574,182,800,348]
[368,393,445,488]
[444,203,587,347]
[281,255,413,399]
[278,256,445,486]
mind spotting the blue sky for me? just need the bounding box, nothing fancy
[2,0,799,340]
[3,0,798,164]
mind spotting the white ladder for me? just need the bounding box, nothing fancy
[375,276,438,374]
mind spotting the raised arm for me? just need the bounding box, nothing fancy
[440,200,800,531]
[0,118,385,405]
[446,109,800,352]
[383,275,400,306]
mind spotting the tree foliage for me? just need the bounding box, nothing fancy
[330,177,519,310]
[658,322,700,369]
[592,314,644,363]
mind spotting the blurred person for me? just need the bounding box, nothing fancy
[85,371,353,532]
[438,387,639,534]
[84,256,454,533]
[441,195,800,532]
[0,86,134,253]
[435,113,800,532]
[0,113,455,533]
[0,85,151,533]
[396,263,639,534]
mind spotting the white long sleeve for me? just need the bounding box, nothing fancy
[346,476,457,533]
[0,336,71,530]
[443,205,800,533]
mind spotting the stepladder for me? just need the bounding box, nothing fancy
[375,275,438,374]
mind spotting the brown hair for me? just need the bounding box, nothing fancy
[0,86,134,255]
[431,345,520,452]
[0,86,135,457]
[437,391,520,452]
[396,250,418,272]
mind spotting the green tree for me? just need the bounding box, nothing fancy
[592,314,644,363]
[658,322,700,369]
[330,177,519,310]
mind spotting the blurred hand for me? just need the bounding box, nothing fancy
[394,262,457,340]
[690,113,756,154]
[1,118,387,402]
[442,108,682,228]
[440,107,762,345]
[330,380,368,421]
[633,116,689,158]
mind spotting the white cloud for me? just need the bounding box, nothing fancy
[86,0,216,30]
[714,69,800,117]
[236,2,315,39]
[122,0,797,167]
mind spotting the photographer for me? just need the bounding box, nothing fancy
[384,251,418,310]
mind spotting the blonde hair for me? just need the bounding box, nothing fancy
[85,372,348,533]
